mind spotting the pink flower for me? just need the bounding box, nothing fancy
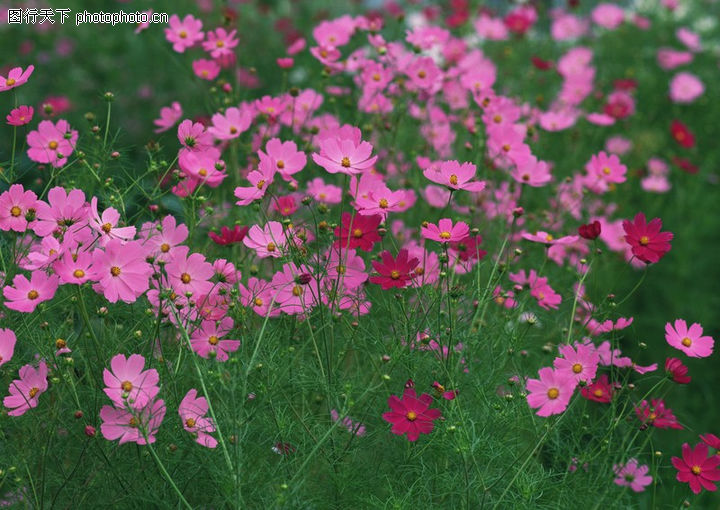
[521,231,579,246]
[672,442,720,494]
[203,28,238,58]
[3,361,48,416]
[312,135,377,175]
[26,119,78,167]
[526,367,575,417]
[234,161,275,205]
[153,102,182,133]
[0,65,34,92]
[269,262,319,315]
[0,184,37,232]
[0,328,17,368]
[142,215,189,262]
[330,409,366,436]
[53,250,93,285]
[89,240,153,303]
[591,3,625,29]
[6,105,34,126]
[382,388,442,442]
[307,177,342,204]
[100,399,166,445]
[179,389,217,448]
[665,319,714,358]
[192,59,220,81]
[3,272,59,313]
[243,221,287,258]
[165,15,203,53]
[209,225,249,246]
[424,160,485,192]
[613,459,653,492]
[32,187,87,237]
[165,246,214,297]
[670,72,704,104]
[103,353,160,410]
[177,119,213,153]
[189,317,240,361]
[553,344,600,384]
[89,197,136,244]
[260,138,307,182]
[421,218,469,243]
[585,151,627,190]
[323,248,367,290]
[208,106,252,140]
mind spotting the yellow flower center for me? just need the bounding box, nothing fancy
[73,269,85,278]
[602,166,611,175]
[352,228,363,238]
[292,285,303,297]
[572,363,583,374]
[406,411,417,421]
[439,231,451,240]
[639,236,650,246]
[253,297,263,306]
[276,160,285,169]
[6,78,16,86]
[129,417,138,427]
[208,335,219,345]
[502,144,511,152]
[185,417,196,428]
[337,265,346,274]
[493,114,502,123]
[101,222,112,233]
[216,40,225,48]
[160,243,170,253]
[256,179,266,189]
[449,174,458,186]
[417,70,427,79]
[545,234,554,242]
[390,270,400,280]
[229,126,238,134]
[267,242,276,252]
[48,141,59,150]
[10,206,22,217]
[681,337,692,347]
[341,157,351,168]
[121,381,133,392]
[378,198,389,208]
[372,73,381,81]
[27,290,39,300]
[199,168,207,177]
[55,338,66,349]
[547,388,559,399]
[179,30,187,38]
[691,465,702,475]
[111,266,121,277]
[593,389,604,397]
[181,273,192,284]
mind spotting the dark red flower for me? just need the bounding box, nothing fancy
[448,235,487,262]
[635,399,683,430]
[334,212,382,252]
[581,374,614,403]
[700,433,720,450]
[369,249,419,290]
[670,119,695,148]
[671,156,699,174]
[382,388,442,442]
[672,442,720,494]
[613,79,638,91]
[578,220,601,240]
[209,225,249,246]
[665,357,691,384]
[622,212,673,264]
[531,56,554,71]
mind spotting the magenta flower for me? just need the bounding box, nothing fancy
[6,105,34,126]
[423,160,486,192]
[522,231,579,245]
[382,388,442,442]
[369,249,419,290]
[553,343,600,384]
[622,212,673,264]
[635,399,683,430]
[179,389,217,448]
[0,184,37,233]
[189,317,240,361]
[672,442,720,494]
[269,262,319,315]
[26,119,78,167]
[0,65,34,92]
[0,328,17,368]
[421,219,470,243]
[234,160,275,205]
[3,361,48,417]
[103,353,160,410]
[202,28,239,58]
[613,458,652,492]
[209,225,249,246]
[3,272,59,313]
[89,240,153,303]
[312,136,378,176]
[165,15,203,53]
[526,367,576,417]
[665,319,714,358]
[585,151,627,188]
[100,399,166,445]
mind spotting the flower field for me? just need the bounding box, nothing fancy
[1,0,720,508]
